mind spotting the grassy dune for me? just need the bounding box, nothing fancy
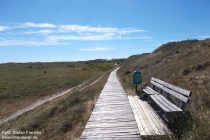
[0,71,110,140]
[118,39,210,139]
[0,60,116,119]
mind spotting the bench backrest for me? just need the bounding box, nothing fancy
[150,77,191,110]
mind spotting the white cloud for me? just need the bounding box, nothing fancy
[197,35,210,39]
[79,46,115,51]
[19,22,56,28]
[122,36,152,40]
[59,25,117,33]
[0,22,150,46]
[0,39,63,46]
[59,25,144,34]
[47,33,116,41]
[0,26,10,31]
[24,29,55,35]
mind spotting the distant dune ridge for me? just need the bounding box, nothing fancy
[118,39,210,139]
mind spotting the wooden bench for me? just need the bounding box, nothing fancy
[142,77,192,124]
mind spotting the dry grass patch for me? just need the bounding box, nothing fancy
[0,71,110,140]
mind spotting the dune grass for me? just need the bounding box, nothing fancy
[118,39,210,139]
[0,60,116,119]
[0,71,110,140]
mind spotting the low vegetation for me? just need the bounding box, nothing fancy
[0,60,117,119]
[118,39,210,139]
[0,71,110,139]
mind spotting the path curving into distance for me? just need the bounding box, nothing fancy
[0,75,104,126]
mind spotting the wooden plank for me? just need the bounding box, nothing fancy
[139,101,165,135]
[133,98,156,135]
[85,125,138,129]
[89,113,134,118]
[95,103,131,106]
[81,133,140,137]
[151,81,189,103]
[152,94,177,112]
[82,133,140,138]
[133,97,160,135]
[136,97,170,135]
[99,92,127,95]
[102,87,124,89]
[88,115,133,119]
[128,96,146,135]
[129,96,170,135]
[81,134,140,138]
[85,127,139,132]
[98,94,126,97]
[84,128,139,132]
[151,77,191,97]
[150,95,171,112]
[142,88,153,95]
[130,96,151,135]
[93,104,131,108]
[146,87,160,95]
[158,94,182,112]
[81,137,140,140]
[93,108,132,112]
[96,100,130,103]
[101,90,125,93]
[87,120,137,125]
[89,117,134,120]
[98,93,127,96]
[97,97,128,101]
[143,87,158,95]
[132,97,156,135]
[98,95,127,98]
[81,135,141,139]
[94,104,131,108]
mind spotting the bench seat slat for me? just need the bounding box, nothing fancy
[150,95,171,112]
[147,87,182,111]
[151,95,176,112]
[151,81,189,103]
[142,89,152,95]
[143,88,157,95]
[151,77,191,97]
[154,94,182,112]
[146,87,159,95]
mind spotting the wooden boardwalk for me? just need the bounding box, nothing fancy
[80,68,141,139]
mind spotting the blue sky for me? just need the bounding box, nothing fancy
[0,0,210,63]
